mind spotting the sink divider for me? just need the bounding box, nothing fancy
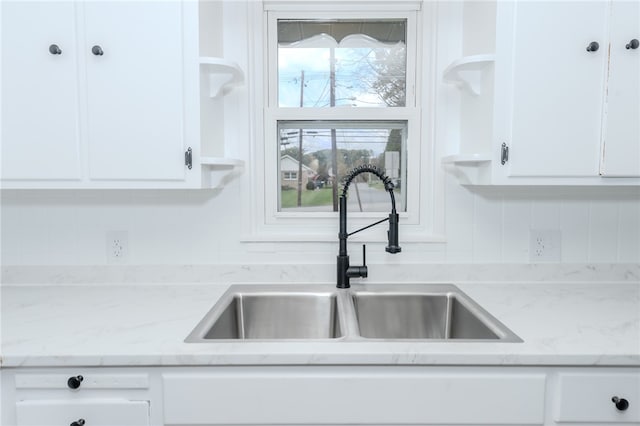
[337,289,360,338]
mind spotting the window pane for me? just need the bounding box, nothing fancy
[278,121,407,213]
[277,20,406,108]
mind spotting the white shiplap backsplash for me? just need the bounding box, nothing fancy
[1,173,638,270]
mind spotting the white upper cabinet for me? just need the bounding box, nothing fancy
[600,0,640,177]
[497,1,608,178]
[1,2,82,181]
[1,1,200,188]
[444,0,640,185]
[83,1,186,182]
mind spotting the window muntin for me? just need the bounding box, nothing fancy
[277,19,407,108]
[277,120,407,213]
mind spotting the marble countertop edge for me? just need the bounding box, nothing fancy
[2,353,640,369]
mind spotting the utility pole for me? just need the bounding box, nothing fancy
[297,70,304,207]
[330,49,338,212]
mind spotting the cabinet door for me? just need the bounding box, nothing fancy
[163,369,546,424]
[83,1,187,181]
[495,1,608,178]
[600,0,640,177]
[555,372,640,423]
[16,399,149,426]
[1,1,82,180]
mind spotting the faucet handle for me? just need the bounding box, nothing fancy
[358,244,368,278]
[345,245,368,280]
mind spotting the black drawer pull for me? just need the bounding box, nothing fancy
[586,41,599,52]
[91,45,104,56]
[612,396,629,411]
[49,44,62,55]
[67,375,83,389]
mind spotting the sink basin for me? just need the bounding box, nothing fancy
[352,291,516,340]
[186,287,344,341]
[186,284,521,343]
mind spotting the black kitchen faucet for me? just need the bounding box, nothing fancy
[337,165,401,289]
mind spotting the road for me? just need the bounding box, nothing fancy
[281,182,396,213]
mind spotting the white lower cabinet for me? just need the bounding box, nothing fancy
[554,372,640,424]
[162,367,545,425]
[2,366,638,425]
[16,399,149,426]
[1,369,154,426]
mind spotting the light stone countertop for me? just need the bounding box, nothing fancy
[1,282,639,367]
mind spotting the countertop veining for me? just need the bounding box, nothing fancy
[1,282,639,367]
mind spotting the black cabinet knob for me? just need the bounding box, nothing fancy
[91,45,104,56]
[626,39,639,50]
[586,41,600,52]
[67,375,83,389]
[49,44,62,55]
[70,419,85,426]
[612,396,629,411]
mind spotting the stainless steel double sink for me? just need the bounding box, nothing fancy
[185,284,522,342]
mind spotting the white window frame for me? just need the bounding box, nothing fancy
[242,0,444,243]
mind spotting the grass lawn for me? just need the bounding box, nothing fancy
[281,187,334,208]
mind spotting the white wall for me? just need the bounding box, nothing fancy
[2,177,638,266]
[1,1,638,269]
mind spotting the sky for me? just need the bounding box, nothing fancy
[277,37,407,156]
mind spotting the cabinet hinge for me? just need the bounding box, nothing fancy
[501,142,509,165]
[185,147,193,170]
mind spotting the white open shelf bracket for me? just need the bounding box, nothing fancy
[441,153,492,185]
[200,157,245,189]
[441,153,492,165]
[442,54,495,96]
[200,57,244,98]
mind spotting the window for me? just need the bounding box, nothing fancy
[283,171,298,180]
[247,1,438,241]
[271,16,415,216]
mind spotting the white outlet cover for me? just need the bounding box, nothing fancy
[529,230,562,262]
[106,230,128,264]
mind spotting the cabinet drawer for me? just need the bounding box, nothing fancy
[15,373,149,390]
[16,399,149,426]
[555,373,640,423]
[163,369,546,424]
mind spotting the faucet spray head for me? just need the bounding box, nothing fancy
[385,208,401,254]
[385,188,401,254]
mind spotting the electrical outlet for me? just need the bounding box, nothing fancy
[529,230,561,262]
[106,231,128,263]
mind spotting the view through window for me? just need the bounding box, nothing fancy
[276,19,408,213]
[278,121,407,212]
